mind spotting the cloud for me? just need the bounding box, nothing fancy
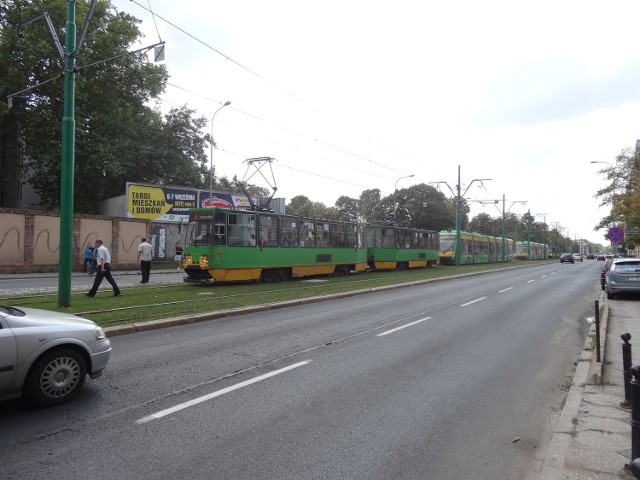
[475,57,640,127]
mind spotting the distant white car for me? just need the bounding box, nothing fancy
[0,305,111,406]
[573,253,584,262]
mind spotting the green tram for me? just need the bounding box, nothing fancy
[438,230,514,265]
[181,208,441,283]
[363,224,439,270]
[514,241,549,260]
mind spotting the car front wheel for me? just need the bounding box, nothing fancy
[26,348,87,406]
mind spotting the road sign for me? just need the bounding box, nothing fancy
[627,228,639,235]
[608,226,625,244]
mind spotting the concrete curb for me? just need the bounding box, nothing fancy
[540,294,610,478]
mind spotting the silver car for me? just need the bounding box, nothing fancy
[605,259,640,300]
[0,305,111,406]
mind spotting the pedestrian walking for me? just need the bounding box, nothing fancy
[85,239,121,297]
[175,242,183,271]
[83,242,94,273]
[137,237,153,284]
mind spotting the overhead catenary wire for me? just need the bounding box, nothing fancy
[121,1,420,182]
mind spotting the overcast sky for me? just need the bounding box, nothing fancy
[108,0,640,245]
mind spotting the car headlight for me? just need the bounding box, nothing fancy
[94,326,106,340]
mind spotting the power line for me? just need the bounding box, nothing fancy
[122,1,419,176]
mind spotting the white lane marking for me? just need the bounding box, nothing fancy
[136,360,311,424]
[527,279,535,283]
[541,275,547,278]
[551,272,556,275]
[498,287,513,293]
[377,317,431,336]
[460,297,487,307]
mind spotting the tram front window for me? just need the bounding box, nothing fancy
[440,236,455,252]
[192,223,211,245]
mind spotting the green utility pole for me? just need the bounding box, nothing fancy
[431,166,491,267]
[501,195,506,262]
[527,209,532,259]
[475,195,526,263]
[455,166,462,267]
[58,0,77,307]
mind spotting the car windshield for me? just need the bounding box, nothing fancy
[0,305,26,316]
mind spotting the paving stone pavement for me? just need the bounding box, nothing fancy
[539,291,640,479]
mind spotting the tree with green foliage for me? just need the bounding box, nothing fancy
[358,189,383,224]
[286,195,334,219]
[0,0,214,213]
[402,184,455,231]
[593,147,640,248]
[333,195,358,223]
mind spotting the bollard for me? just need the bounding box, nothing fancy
[623,333,633,408]
[630,365,640,468]
[595,300,601,362]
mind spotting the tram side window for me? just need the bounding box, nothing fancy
[396,229,410,248]
[228,212,256,246]
[301,220,315,247]
[462,238,471,255]
[316,222,330,247]
[258,214,278,247]
[349,225,361,248]
[381,228,395,248]
[212,211,226,245]
[330,223,346,247]
[280,218,298,247]
[364,227,380,248]
[476,239,487,255]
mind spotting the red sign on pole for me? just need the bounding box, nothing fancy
[608,227,624,244]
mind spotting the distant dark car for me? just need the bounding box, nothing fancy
[560,253,574,263]
[600,257,614,290]
[597,254,605,261]
[587,254,595,260]
[605,258,640,299]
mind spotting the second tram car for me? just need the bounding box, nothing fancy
[363,225,439,270]
[438,230,514,265]
[514,241,549,260]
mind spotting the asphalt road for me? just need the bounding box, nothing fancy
[0,261,601,479]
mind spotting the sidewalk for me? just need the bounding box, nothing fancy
[0,268,176,280]
[540,291,640,479]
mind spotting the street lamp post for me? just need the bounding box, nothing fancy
[393,174,414,224]
[431,165,491,266]
[209,101,231,202]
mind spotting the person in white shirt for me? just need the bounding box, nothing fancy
[137,237,153,283]
[85,238,121,297]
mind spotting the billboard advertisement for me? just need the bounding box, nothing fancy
[126,183,198,223]
[198,191,255,210]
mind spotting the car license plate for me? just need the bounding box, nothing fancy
[629,277,640,282]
